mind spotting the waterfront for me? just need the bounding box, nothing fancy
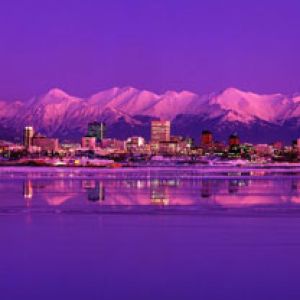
[2,167,300,299]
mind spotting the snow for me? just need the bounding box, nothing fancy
[210,88,293,123]
[1,86,300,135]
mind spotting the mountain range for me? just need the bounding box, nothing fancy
[1,87,300,144]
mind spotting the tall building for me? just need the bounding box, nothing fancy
[151,120,171,142]
[201,130,213,146]
[23,126,34,149]
[87,122,106,142]
[228,133,241,158]
[229,133,240,146]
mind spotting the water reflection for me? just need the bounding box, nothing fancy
[23,180,33,199]
[82,180,105,202]
[200,180,211,198]
[150,180,169,205]
[8,176,300,209]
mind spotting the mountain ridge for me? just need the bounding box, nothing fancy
[1,86,299,144]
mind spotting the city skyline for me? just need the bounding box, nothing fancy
[1,120,299,167]
[2,2,300,300]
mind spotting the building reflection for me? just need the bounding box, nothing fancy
[200,180,212,198]
[228,179,249,194]
[82,180,105,202]
[150,180,169,205]
[23,179,33,199]
[291,180,300,192]
[18,176,279,208]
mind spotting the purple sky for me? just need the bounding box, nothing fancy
[1,0,300,100]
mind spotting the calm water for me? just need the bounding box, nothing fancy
[1,167,300,300]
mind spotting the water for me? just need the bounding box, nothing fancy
[1,167,300,300]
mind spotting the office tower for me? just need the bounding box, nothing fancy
[201,130,213,146]
[229,133,240,146]
[23,126,34,149]
[151,120,171,142]
[87,122,106,142]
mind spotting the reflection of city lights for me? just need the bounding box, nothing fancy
[136,180,144,189]
[99,182,105,202]
[82,180,96,189]
[250,171,266,176]
[87,181,105,202]
[151,179,160,186]
[23,180,33,199]
[14,174,300,209]
[46,195,72,206]
[201,180,212,198]
[151,198,169,205]
[167,179,178,186]
[150,186,169,205]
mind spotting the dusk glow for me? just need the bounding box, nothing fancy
[2,1,300,300]
[1,0,300,100]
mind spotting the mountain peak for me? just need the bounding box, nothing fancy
[221,87,252,96]
[0,86,300,144]
[46,88,70,98]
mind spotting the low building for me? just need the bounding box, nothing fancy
[32,134,59,152]
[126,136,145,153]
[101,138,125,151]
[254,144,273,156]
[81,136,97,150]
[158,141,179,155]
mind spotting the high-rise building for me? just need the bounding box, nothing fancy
[228,133,241,158]
[151,120,171,142]
[201,130,213,146]
[229,133,240,146]
[23,126,34,149]
[87,122,106,142]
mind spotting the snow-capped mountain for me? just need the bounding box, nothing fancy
[1,86,300,144]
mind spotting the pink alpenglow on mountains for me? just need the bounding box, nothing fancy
[1,87,300,144]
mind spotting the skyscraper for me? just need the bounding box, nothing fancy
[23,126,34,149]
[87,122,106,142]
[229,133,240,146]
[151,120,171,142]
[201,130,213,147]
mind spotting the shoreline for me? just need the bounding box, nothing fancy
[2,164,300,180]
